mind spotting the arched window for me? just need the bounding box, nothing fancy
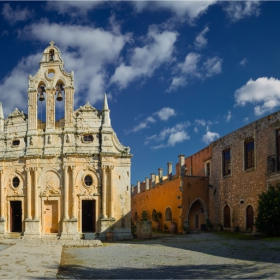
[224,205,231,228]
[246,205,254,230]
[152,209,157,221]
[165,207,172,221]
[49,49,54,61]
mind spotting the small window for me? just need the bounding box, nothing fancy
[12,177,20,188]
[83,134,93,142]
[222,148,231,176]
[165,207,172,221]
[152,209,157,221]
[12,140,20,146]
[84,175,93,186]
[206,162,210,177]
[244,139,255,170]
[49,49,54,61]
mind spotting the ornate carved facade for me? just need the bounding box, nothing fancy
[0,42,132,240]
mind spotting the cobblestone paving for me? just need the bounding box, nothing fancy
[0,239,102,279]
[58,233,280,279]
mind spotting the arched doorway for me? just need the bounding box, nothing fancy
[224,205,231,228]
[187,199,207,231]
[246,205,254,230]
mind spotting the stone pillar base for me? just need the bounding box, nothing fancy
[0,218,6,237]
[23,219,41,239]
[60,219,80,240]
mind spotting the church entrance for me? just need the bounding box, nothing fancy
[44,201,58,233]
[82,200,96,232]
[10,201,22,232]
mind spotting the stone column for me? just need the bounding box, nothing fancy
[26,168,32,220]
[158,168,163,184]
[178,154,185,177]
[46,88,55,129]
[102,166,107,218]
[109,166,114,218]
[167,162,172,180]
[0,169,4,218]
[71,166,76,219]
[145,177,149,191]
[151,173,155,188]
[64,87,74,127]
[27,90,38,131]
[63,166,69,220]
[33,167,39,220]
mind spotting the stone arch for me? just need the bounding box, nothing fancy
[187,198,208,231]
[38,169,62,195]
[246,204,254,230]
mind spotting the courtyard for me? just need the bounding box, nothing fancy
[0,232,279,279]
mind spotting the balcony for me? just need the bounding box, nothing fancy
[267,155,280,173]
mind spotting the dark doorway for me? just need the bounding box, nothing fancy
[195,214,199,230]
[224,205,231,228]
[246,205,254,230]
[10,201,22,232]
[82,200,95,232]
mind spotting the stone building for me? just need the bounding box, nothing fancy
[0,42,132,240]
[132,110,280,233]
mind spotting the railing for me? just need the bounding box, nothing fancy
[267,155,280,173]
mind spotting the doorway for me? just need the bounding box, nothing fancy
[10,201,22,232]
[44,201,58,233]
[246,205,254,230]
[224,205,231,228]
[195,214,199,230]
[82,200,96,232]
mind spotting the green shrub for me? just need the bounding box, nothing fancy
[255,184,280,236]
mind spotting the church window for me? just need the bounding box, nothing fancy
[84,175,93,186]
[49,49,54,61]
[244,139,255,170]
[12,177,20,188]
[83,134,93,142]
[12,140,20,146]
[222,148,231,176]
[165,207,172,221]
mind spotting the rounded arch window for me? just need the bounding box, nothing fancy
[165,207,172,221]
[84,175,93,186]
[12,177,20,188]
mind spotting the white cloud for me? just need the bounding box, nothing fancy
[180,52,201,75]
[2,3,33,25]
[155,107,176,121]
[167,76,187,93]
[147,122,190,148]
[168,131,189,146]
[203,56,222,77]
[244,117,249,122]
[195,119,206,126]
[131,1,217,24]
[194,26,209,49]
[202,131,220,144]
[234,77,280,116]
[46,1,102,16]
[224,1,261,22]
[9,21,130,108]
[194,127,198,133]
[0,53,41,115]
[226,111,232,122]
[240,58,248,65]
[110,27,178,89]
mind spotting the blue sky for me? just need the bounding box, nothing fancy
[1,1,280,184]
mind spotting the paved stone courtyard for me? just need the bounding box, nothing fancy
[0,232,280,279]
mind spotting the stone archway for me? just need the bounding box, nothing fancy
[187,198,208,231]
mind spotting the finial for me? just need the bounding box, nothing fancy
[49,41,55,47]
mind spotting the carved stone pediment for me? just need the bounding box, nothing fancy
[9,108,25,119]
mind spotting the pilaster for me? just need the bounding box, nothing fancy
[64,87,74,127]
[27,90,38,131]
[0,169,5,236]
[46,88,55,130]
[109,166,114,218]
[102,165,107,218]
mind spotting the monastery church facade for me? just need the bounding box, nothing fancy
[0,42,132,240]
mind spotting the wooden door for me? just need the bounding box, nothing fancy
[44,201,58,233]
[10,201,22,232]
[224,205,231,228]
[82,200,95,232]
[246,205,254,230]
[195,214,199,230]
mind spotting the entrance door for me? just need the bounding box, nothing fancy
[82,200,95,232]
[246,205,254,230]
[224,205,231,228]
[44,201,58,233]
[10,201,22,232]
[195,214,199,230]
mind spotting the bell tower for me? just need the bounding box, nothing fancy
[27,41,75,132]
